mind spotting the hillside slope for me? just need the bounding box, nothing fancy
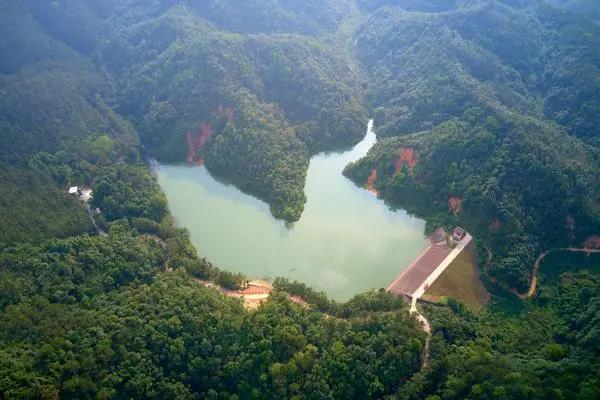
[1,0,366,222]
[346,0,600,290]
[0,0,599,399]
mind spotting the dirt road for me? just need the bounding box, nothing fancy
[409,298,431,368]
[517,247,600,299]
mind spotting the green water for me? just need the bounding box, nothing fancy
[156,122,427,300]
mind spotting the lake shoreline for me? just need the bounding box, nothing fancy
[156,121,428,301]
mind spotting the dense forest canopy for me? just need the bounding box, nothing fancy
[345,0,600,291]
[0,0,599,398]
[0,0,368,221]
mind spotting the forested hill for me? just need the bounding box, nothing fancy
[1,0,367,222]
[358,0,600,145]
[345,0,600,292]
[1,0,600,398]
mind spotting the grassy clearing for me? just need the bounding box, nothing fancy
[423,243,490,312]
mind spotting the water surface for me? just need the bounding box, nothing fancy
[156,122,427,300]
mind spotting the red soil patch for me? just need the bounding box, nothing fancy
[584,235,600,250]
[489,218,501,232]
[393,147,417,174]
[290,295,309,308]
[449,196,462,214]
[197,122,213,148]
[365,168,379,195]
[186,105,235,163]
[186,122,214,164]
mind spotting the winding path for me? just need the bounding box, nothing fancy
[409,299,431,368]
[516,247,600,299]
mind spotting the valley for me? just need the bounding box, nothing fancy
[0,1,599,399]
[157,122,427,300]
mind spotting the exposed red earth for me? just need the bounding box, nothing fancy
[186,122,215,163]
[448,196,462,214]
[365,168,379,195]
[186,105,234,163]
[393,147,417,174]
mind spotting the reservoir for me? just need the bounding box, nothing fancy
[156,122,427,300]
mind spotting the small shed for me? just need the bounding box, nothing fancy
[452,227,466,242]
[68,186,78,194]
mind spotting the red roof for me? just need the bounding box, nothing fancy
[452,227,466,239]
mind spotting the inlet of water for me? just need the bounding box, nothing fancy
[156,121,427,300]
